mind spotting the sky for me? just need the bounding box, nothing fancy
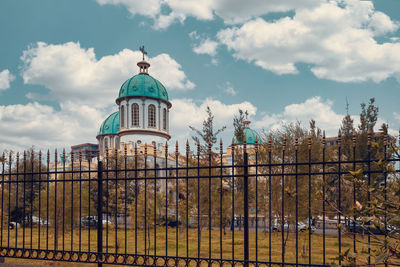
[0,0,400,152]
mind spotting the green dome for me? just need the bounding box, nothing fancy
[117,73,169,102]
[233,127,262,145]
[98,112,119,136]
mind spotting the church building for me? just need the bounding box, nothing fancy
[96,47,171,156]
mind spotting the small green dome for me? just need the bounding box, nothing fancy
[117,73,169,102]
[98,112,119,136]
[233,127,262,145]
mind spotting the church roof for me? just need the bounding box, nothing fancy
[98,111,119,136]
[233,122,262,145]
[116,73,169,103]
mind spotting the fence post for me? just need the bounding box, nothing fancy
[243,152,249,267]
[97,161,103,267]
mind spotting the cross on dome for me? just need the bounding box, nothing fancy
[139,45,147,60]
[137,45,150,74]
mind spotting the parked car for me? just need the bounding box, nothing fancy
[80,216,113,228]
[346,220,390,235]
[272,219,315,232]
[8,222,20,229]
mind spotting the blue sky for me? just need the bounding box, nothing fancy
[0,0,400,151]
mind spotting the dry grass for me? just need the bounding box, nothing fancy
[0,226,396,266]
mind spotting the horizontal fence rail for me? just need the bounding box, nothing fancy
[0,132,399,266]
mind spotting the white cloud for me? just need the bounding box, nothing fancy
[217,1,400,83]
[21,42,194,108]
[96,0,320,28]
[220,81,237,96]
[0,102,106,152]
[0,69,15,90]
[96,0,163,18]
[193,39,219,57]
[169,98,256,144]
[254,97,344,136]
[394,112,400,121]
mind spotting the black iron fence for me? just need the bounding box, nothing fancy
[0,132,399,266]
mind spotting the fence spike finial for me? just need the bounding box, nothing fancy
[153,142,157,158]
[124,144,128,158]
[79,150,83,162]
[54,149,57,163]
[17,152,20,164]
[175,141,179,157]
[384,129,388,146]
[208,140,212,155]
[352,131,357,147]
[39,150,42,165]
[8,151,12,165]
[308,134,312,150]
[338,130,342,146]
[134,142,138,157]
[165,141,169,157]
[368,128,372,146]
[144,144,148,157]
[255,136,259,153]
[231,139,235,156]
[268,136,272,153]
[283,135,287,151]
[220,138,223,155]
[197,141,200,156]
[295,135,299,150]
[322,131,326,148]
[186,139,190,157]
[243,135,247,153]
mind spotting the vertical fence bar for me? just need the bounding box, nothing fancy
[367,130,371,266]
[255,137,259,264]
[231,142,235,264]
[186,140,190,259]
[23,151,26,250]
[153,144,157,257]
[88,153,92,253]
[383,132,388,267]
[54,150,57,250]
[295,136,299,267]
[352,132,357,259]
[243,144,249,267]
[176,142,179,259]
[208,141,212,261]
[337,131,342,266]
[97,160,103,267]
[281,136,286,265]
[114,149,118,255]
[7,152,12,249]
[0,152,5,248]
[16,152,20,249]
[308,135,312,265]
[38,151,41,250]
[219,139,223,261]
[268,137,272,266]
[71,152,74,252]
[30,150,34,250]
[124,145,128,257]
[322,132,326,266]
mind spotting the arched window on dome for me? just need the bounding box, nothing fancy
[132,103,139,127]
[120,106,125,128]
[163,108,167,130]
[148,104,156,128]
